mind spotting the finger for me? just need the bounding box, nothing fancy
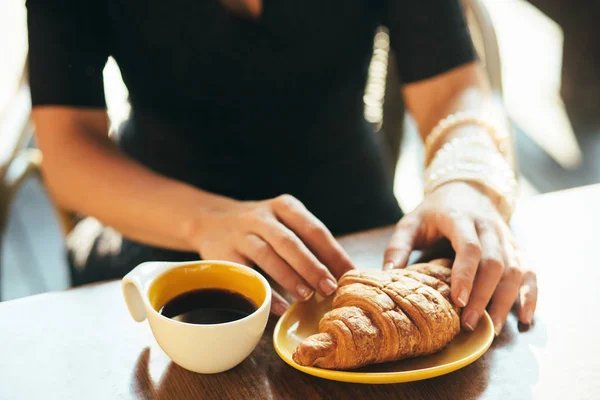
[263,219,338,297]
[249,215,337,297]
[383,216,420,270]
[218,251,291,316]
[435,212,481,307]
[270,289,290,316]
[272,194,355,278]
[518,268,538,325]
[461,220,504,331]
[238,233,315,301]
[488,263,523,336]
[499,224,519,279]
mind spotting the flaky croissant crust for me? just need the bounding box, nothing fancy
[292,259,460,370]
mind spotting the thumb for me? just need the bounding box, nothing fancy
[383,217,419,270]
[270,289,290,316]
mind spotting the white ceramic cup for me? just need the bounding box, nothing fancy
[122,260,272,374]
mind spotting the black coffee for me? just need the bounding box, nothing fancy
[159,288,258,324]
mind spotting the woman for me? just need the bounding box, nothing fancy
[27,0,537,335]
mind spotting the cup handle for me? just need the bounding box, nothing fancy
[122,261,186,322]
[122,274,147,322]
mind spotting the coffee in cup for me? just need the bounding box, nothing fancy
[122,260,271,374]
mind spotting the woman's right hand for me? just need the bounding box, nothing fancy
[190,194,356,315]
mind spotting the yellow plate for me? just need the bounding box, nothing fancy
[273,294,494,384]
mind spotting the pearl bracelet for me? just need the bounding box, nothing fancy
[424,136,518,221]
[425,137,517,190]
[424,111,510,166]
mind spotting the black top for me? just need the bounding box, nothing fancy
[27,0,475,235]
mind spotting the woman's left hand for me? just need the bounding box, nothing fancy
[383,181,538,335]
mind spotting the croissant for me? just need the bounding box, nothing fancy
[292,259,461,370]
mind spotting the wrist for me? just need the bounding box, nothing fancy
[428,180,498,205]
[423,135,518,222]
[424,111,510,165]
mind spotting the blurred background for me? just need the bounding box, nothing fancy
[1,0,598,301]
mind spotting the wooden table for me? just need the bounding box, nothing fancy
[1,185,599,399]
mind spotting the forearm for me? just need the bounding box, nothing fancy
[403,62,516,168]
[403,62,518,221]
[33,108,235,252]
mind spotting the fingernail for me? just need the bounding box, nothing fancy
[319,278,338,296]
[525,309,534,325]
[296,284,314,300]
[493,320,504,336]
[464,311,479,331]
[457,288,470,307]
[383,262,395,270]
[273,302,289,316]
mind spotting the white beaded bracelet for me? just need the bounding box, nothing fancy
[425,137,517,191]
[424,136,518,221]
[424,111,510,166]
